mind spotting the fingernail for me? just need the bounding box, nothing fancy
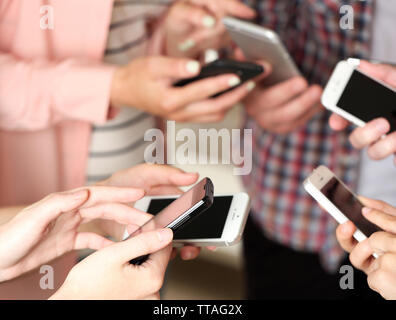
[247,81,256,92]
[362,207,372,216]
[374,119,390,134]
[179,39,196,52]
[229,76,241,87]
[157,228,173,242]
[186,60,200,74]
[202,15,216,28]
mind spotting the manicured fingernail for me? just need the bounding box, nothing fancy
[179,39,196,52]
[247,81,256,92]
[374,119,390,134]
[202,15,216,28]
[157,228,173,242]
[186,60,200,74]
[229,76,241,87]
[362,207,372,216]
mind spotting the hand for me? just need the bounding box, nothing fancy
[234,49,323,134]
[99,164,207,260]
[164,0,256,58]
[51,228,173,300]
[110,56,258,123]
[0,186,150,282]
[244,76,323,134]
[329,61,396,165]
[336,197,396,299]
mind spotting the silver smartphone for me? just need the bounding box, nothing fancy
[223,16,300,86]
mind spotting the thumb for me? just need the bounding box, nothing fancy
[151,56,201,80]
[108,228,173,264]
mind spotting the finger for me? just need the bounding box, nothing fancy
[367,131,396,161]
[349,118,390,149]
[24,189,89,222]
[180,23,225,53]
[182,111,228,123]
[359,61,396,87]
[359,197,396,216]
[170,80,255,121]
[149,56,201,79]
[73,232,114,250]
[108,228,173,263]
[79,203,153,226]
[329,113,350,131]
[271,103,321,134]
[349,238,376,274]
[180,246,201,260]
[170,2,217,30]
[148,186,183,196]
[362,208,396,233]
[261,85,322,125]
[336,221,358,253]
[220,0,256,18]
[253,101,320,135]
[246,77,308,115]
[188,0,256,19]
[132,164,199,190]
[233,47,246,61]
[170,248,178,260]
[368,232,396,255]
[167,74,242,110]
[79,186,145,208]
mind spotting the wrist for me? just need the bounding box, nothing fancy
[110,66,128,108]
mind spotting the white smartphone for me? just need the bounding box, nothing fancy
[304,166,381,249]
[223,16,300,86]
[133,193,251,247]
[322,59,396,132]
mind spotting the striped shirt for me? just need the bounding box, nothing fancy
[86,1,167,184]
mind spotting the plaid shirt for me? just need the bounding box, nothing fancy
[242,0,374,272]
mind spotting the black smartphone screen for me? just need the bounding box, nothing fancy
[147,196,233,239]
[321,177,381,237]
[337,70,396,132]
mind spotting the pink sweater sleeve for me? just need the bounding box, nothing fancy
[0,52,116,131]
